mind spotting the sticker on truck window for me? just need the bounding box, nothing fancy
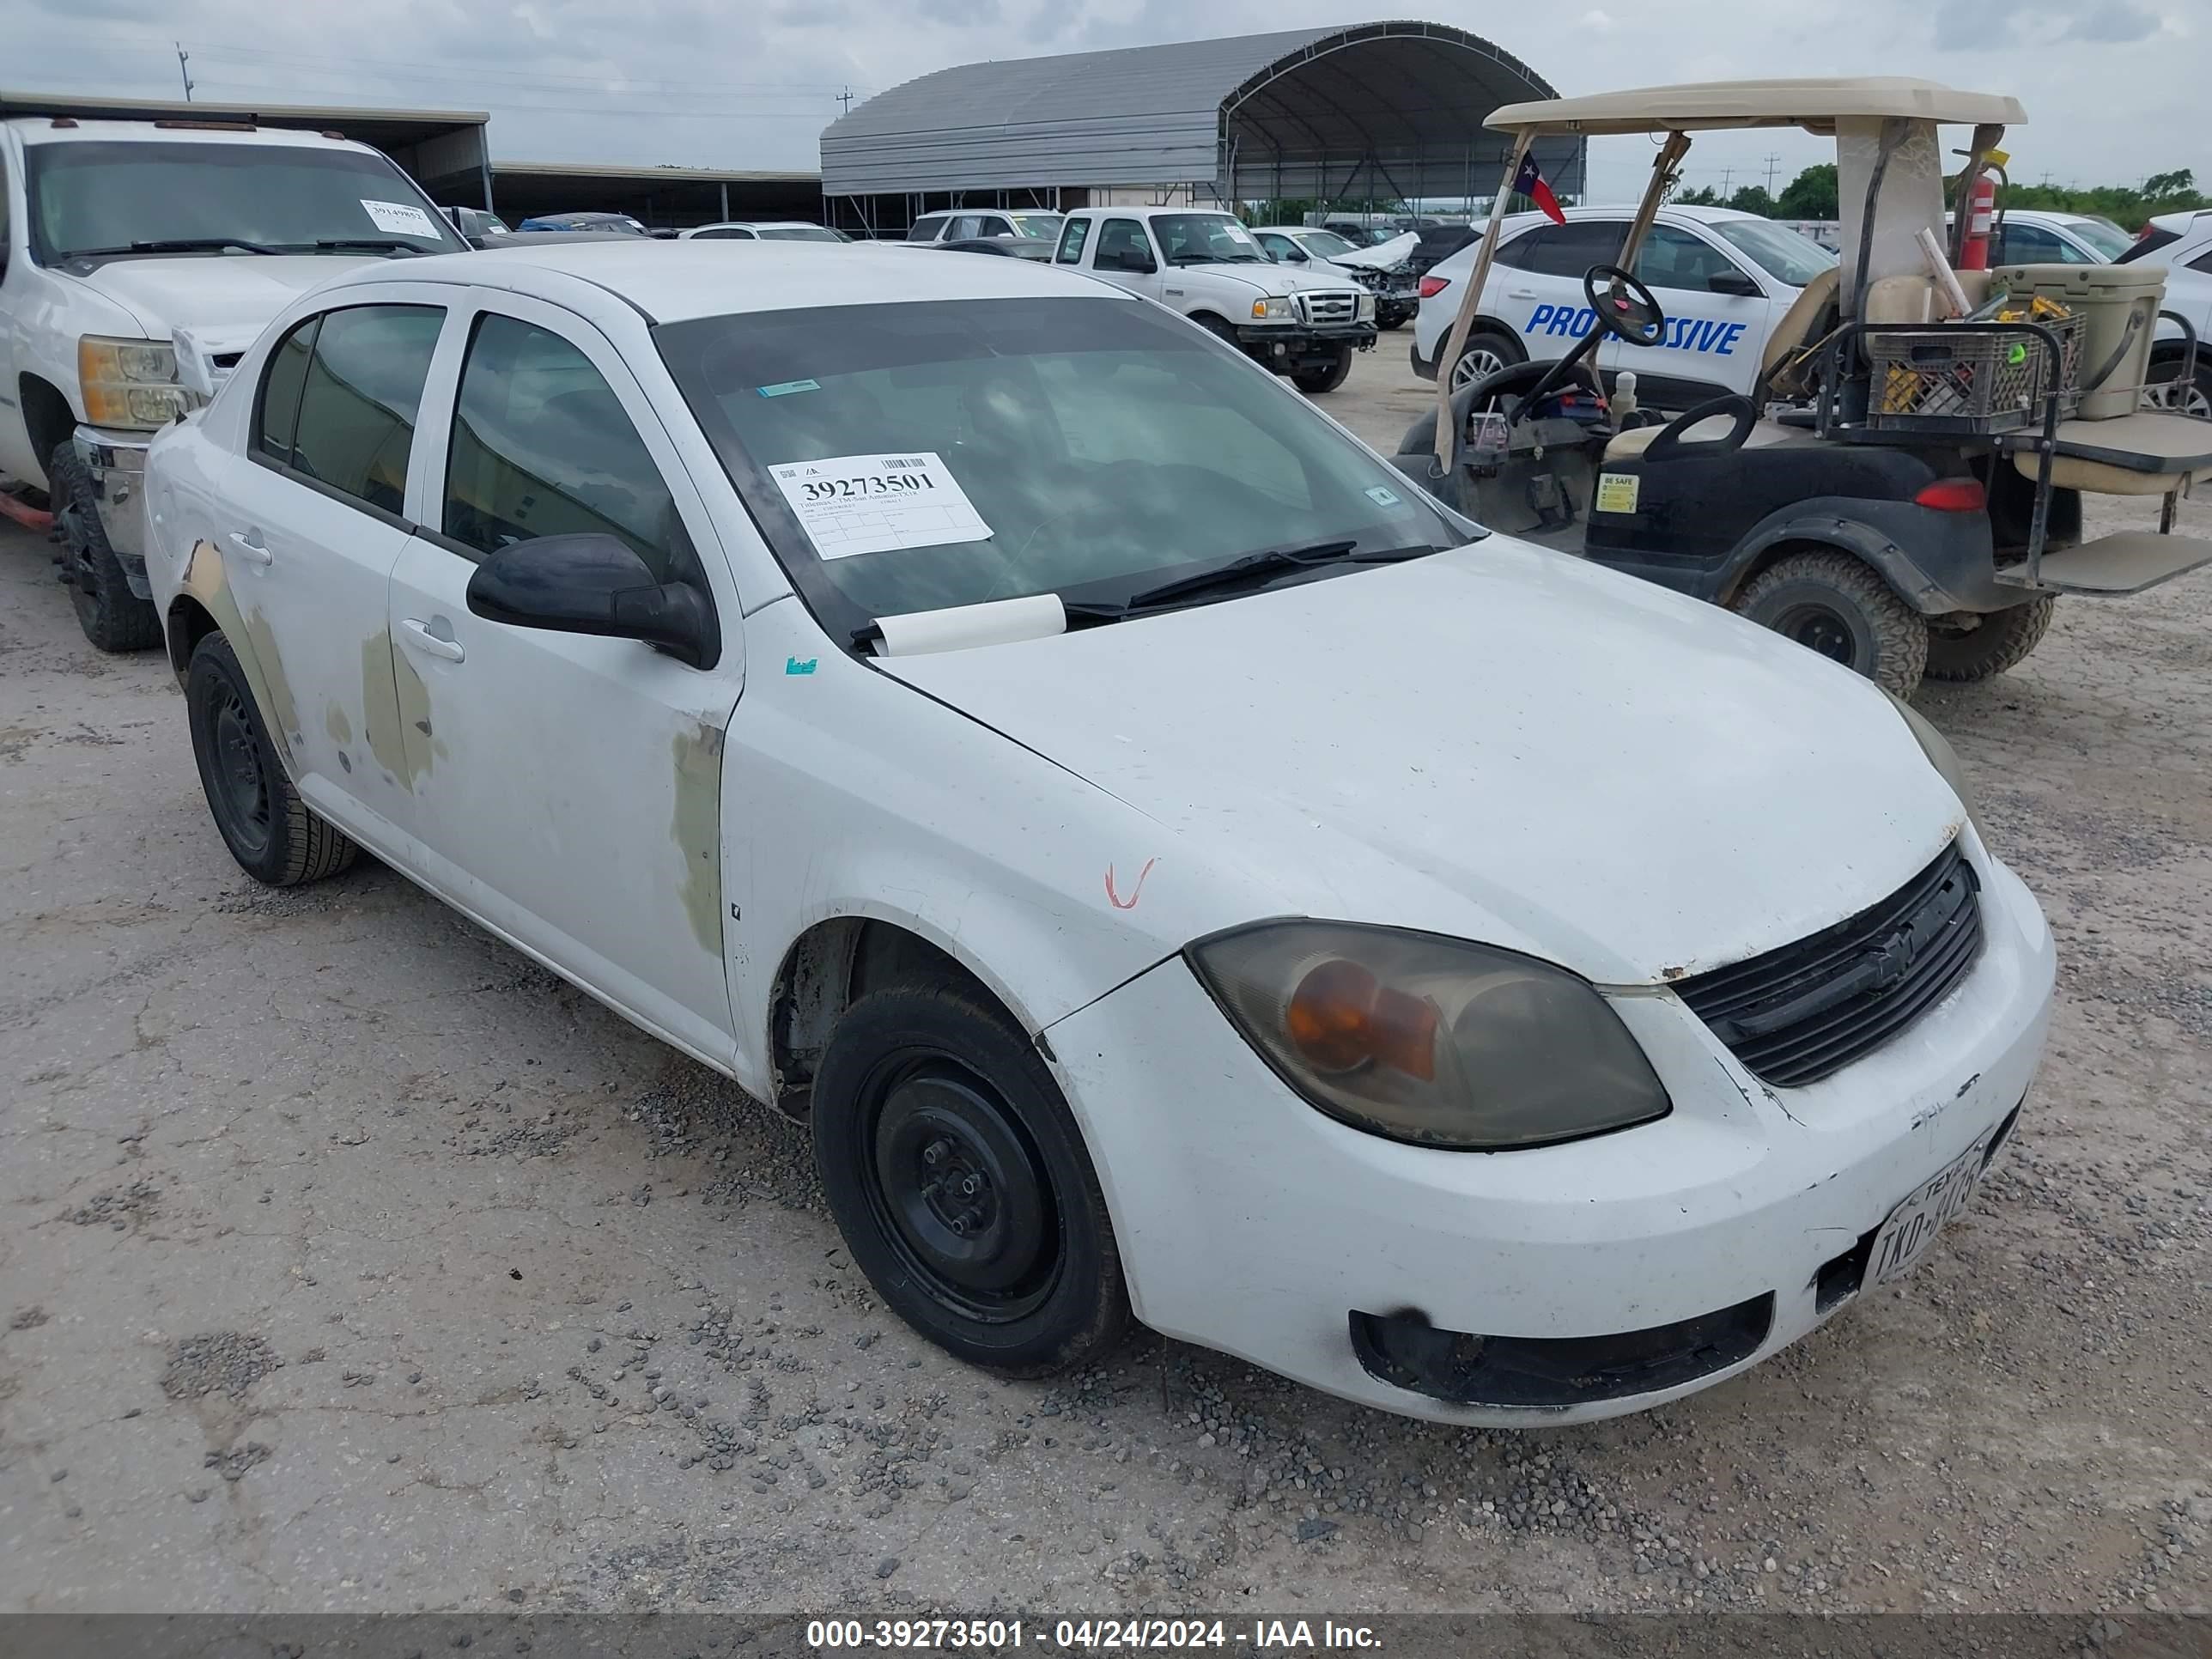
[360,199,440,238]
[768,453,992,560]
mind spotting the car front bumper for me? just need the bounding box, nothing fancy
[1042,839,2056,1425]
[1233,322,1379,361]
[71,427,151,596]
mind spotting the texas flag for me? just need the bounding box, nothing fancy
[1513,153,1568,225]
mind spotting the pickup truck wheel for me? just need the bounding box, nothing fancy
[812,983,1129,1377]
[1291,344,1354,394]
[1924,598,2056,682]
[50,441,161,653]
[1732,549,1929,696]
[185,631,360,886]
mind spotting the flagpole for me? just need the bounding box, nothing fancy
[1431,128,1534,476]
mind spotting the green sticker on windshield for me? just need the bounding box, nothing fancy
[758,380,821,398]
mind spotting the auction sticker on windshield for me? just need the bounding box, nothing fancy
[769,452,992,560]
[360,199,440,238]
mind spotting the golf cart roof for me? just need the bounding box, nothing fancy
[1486,77,2026,137]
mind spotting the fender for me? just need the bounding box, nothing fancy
[173,536,306,773]
[1716,496,2010,615]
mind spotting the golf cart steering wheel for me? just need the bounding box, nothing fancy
[1583,264,1666,348]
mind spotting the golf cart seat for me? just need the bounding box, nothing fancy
[2007,412,2212,495]
[1603,412,1799,461]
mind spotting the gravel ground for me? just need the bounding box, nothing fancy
[1,346,2208,1615]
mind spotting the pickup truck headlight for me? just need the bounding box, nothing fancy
[1250,297,1292,320]
[1356,292,1376,320]
[79,336,188,430]
[1188,921,1670,1150]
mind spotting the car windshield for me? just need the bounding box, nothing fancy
[1152,214,1267,264]
[26,141,468,261]
[2061,217,2134,261]
[1301,231,1358,259]
[659,296,1468,637]
[1006,213,1063,240]
[1710,218,1837,288]
[759,225,848,242]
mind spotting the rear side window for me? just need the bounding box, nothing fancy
[694,227,752,240]
[907,215,948,243]
[1055,218,1091,264]
[443,312,690,583]
[253,316,319,469]
[1516,222,1631,280]
[275,305,444,516]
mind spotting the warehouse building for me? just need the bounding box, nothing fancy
[818,21,1580,236]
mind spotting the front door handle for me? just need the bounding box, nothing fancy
[398,617,465,663]
[1507,288,1537,301]
[227,529,272,567]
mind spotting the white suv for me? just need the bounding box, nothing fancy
[906,209,1065,246]
[1411,205,1837,410]
[2122,210,2212,416]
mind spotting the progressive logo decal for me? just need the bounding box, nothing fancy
[1527,303,1747,356]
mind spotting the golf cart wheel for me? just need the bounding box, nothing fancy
[812,982,1129,1376]
[1291,344,1355,394]
[185,631,360,886]
[1733,550,1929,696]
[2145,354,2212,420]
[1448,329,1525,392]
[50,440,161,653]
[1925,598,2057,683]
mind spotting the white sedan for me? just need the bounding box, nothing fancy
[141,242,2054,1423]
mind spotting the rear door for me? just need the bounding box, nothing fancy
[1492,219,1624,374]
[386,292,747,1065]
[1601,222,1775,402]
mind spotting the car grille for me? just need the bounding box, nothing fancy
[1297,290,1361,325]
[1672,842,1984,1089]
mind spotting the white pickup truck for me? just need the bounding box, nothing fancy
[1052,207,1376,392]
[0,114,468,648]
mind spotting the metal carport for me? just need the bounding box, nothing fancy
[819,21,1579,234]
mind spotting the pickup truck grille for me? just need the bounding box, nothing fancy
[1672,842,1984,1089]
[1297,290,1362,325]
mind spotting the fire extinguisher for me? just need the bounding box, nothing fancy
[1959,172,1998,270]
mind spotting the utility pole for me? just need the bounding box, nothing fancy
[836,87,854,116]
[1719,167,1733,197]
[175,42,194,101]
[1763,151,1781,195]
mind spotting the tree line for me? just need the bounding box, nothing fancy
[1676,165,2206,229]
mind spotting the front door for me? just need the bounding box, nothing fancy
[1092,216,1164,302]
[1602,224,1776,403]
[211,295,448,846]
[388,293,746,1065]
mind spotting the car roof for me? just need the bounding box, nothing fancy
[695,221,826,231]
[11,118,380,155]
[326,240,1133,323]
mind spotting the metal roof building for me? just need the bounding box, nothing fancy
[819,21,1579,228]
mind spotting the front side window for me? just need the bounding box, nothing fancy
[658,296,1468,641]
[975,216,1013,238]
[1150,214,1266,265]
[948,216,986,240]
[1094,218,1153,271]
[281,305,445,515]
[443,312,688,582]
[1006,212,1063,240]
[1255,232,1298,262]
[2061,217,2133,261]
[1300,231,1358,261]
[1634,225,1744,291]
[1054,217,1091,264]
[1710,218,1836,287]
[25,142,466,263]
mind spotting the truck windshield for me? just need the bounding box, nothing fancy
[1152,215,1267,264]
[659,296,1467,637]
[27,141,467,263]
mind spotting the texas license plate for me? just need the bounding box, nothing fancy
[1868,1130,1995,1285]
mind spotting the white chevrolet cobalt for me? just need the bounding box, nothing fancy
[141,242,2055,1423]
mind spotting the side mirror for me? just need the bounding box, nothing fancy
[1287,248,1310,263]
[1708,269,1762,297]
[465,532,718,668]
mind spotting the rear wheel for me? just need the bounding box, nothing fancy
[812,983,1128,1376]
[1733,550,1929,696]
[1291,344,1354,394]
[185,631,359,885]
[1448,329,1525,392]
[1925,598,2057,682]
[50,441,161,653]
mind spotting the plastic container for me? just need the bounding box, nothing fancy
[1990,262,2166,420]
[1865,314,2081,435]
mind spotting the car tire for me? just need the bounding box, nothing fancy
[2145,353,2212,419]
[1923,598,2056,682]
[1447,328,1526,392]
[185,631,360,885]
[1291,344,1355,394]
[1733,550,1929,696]
[1195,314,1243,350]
[812,982,1130,1377]
[1379,315,1406,332]
[50,440,161,653]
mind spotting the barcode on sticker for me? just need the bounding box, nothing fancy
[883,457,926,470]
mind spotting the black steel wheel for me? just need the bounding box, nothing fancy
[185,631,359,885]
[813,983,1128,1375]
[48,440,161,653]
[1733,549,1929,696]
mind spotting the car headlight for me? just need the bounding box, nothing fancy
[1250,296,1292,320]
[79,336,186,430]
[1884,691,1980,830]
[1356,291,1376,320]
[1187,921,1671,1150]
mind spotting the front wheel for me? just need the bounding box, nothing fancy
[50,441,161,653]
[1732,550,1929,696]
[1291,344,1354,394]
[1925,598,2056,682]
[812,983,1129,1376]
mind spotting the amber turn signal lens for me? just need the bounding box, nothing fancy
[1285,959,1438,1079]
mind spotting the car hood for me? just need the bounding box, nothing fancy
[1183,261,1352,296]
[880,540,1965,988]
[1328,231,1420,270]
[75,253,384,338]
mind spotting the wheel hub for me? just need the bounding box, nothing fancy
[1779,604,1856,664]
[213,689,271,848]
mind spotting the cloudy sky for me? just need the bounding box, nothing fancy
[7,0,2203,202]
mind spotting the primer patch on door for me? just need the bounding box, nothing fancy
[1595,471,1640,514]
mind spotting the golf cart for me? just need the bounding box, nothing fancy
[1395,78,2212,695]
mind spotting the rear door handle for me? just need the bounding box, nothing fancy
[398,617,465,663]
[227,529,271,567]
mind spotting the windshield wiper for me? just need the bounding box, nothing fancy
[1097,540,1439,616]
[305,238,432,255]
[64,237,283,258]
